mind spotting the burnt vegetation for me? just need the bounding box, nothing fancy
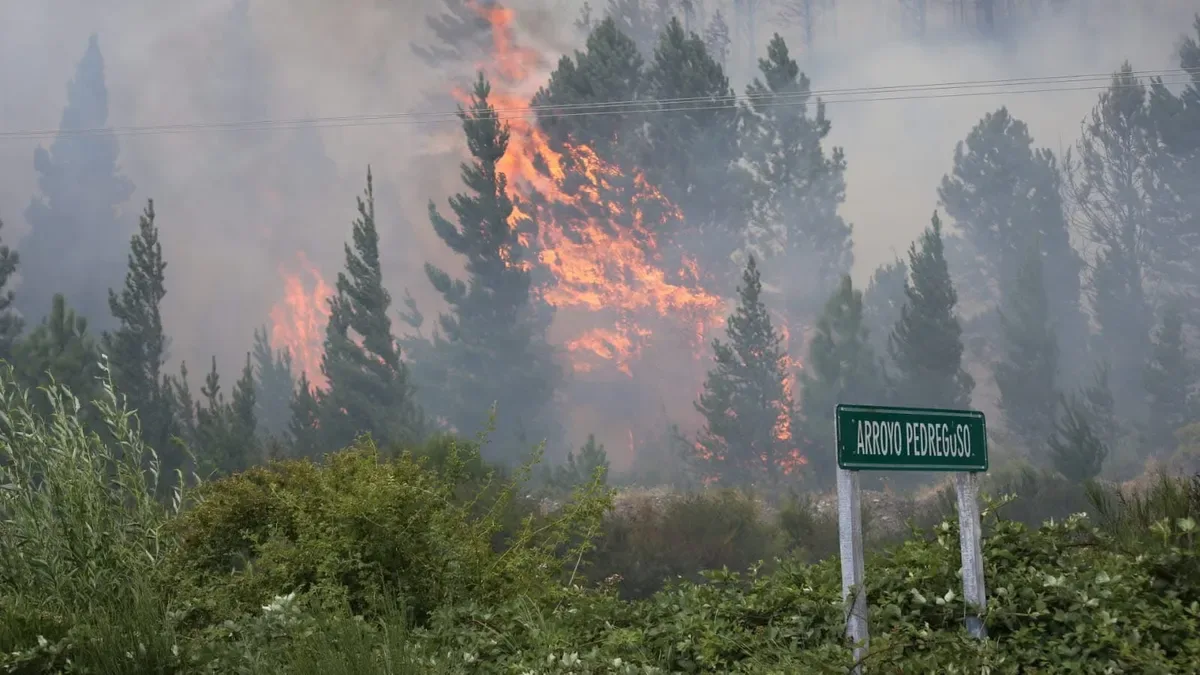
[2,1,1200,671]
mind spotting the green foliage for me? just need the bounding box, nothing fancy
[414,74,562,460]
[887,212,975,409]
[13,294,102,423]
[0,218,21,363]
[799,275,883,488]
[994,246,1059,451]
[0,360,186,669]
[1049,393,1109,482]
[586,489,781,599]
[549,434,611,493]
[938,106,1087,376]
[252,325,294,439]
[861,257,907,357]
[742,33,851,315]
[693,256,800,487]
[1144,305,1196,454]
[318,168,423,450]
[164,434,611,629]
[288,372,321,459]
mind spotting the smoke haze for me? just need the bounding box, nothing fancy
[1,0,1195,467]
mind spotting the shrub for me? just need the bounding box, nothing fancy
[165,436,611,628]
[585,488,781,599]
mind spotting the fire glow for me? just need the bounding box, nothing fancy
[267,1,806,471]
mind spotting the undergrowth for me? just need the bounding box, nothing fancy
[2,365,1199,673]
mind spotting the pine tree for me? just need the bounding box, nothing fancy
[694,256,799,486]
[1143,306,1195,454]
[642,17,750,285]
[288,373,321,459]
[742,34,851,318]
[799,275,883,487]
[319,168,422,451]
[411,0,496,69]
[603,0,677,56]
[195,357,234,475]
[14,294,102,420]
[532,17,644,155]
[703,10,731,67]
[1082,362,1120,450]
[549,434,611,491]
[252,326,294,439]
[423,75,563,459]
[1048,394,1108,483]
[1068,64,1157,418]
[862,258,908,358]
[0,218,21,363]
[939,108,1087,380]
[173,361,197,447]
[18,35,135,329]
[103,200,175,454]
[230,352,259,467]
[887,212,975,409]
[994,247,1059,452]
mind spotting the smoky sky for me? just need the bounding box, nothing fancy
[0,0,1196,456]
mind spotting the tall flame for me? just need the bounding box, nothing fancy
[269,252,331,390]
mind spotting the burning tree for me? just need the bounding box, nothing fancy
[693,255,802,487]
[413,74,563,460]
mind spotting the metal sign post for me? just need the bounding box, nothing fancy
[834,403,990,669]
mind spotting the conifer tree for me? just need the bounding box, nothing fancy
[252,326,294,439]
[642,17,749,284]
[1048,394,1108,483]
[18,35,134,328]
[799,275,883,486]
[319,168,421,450]
[195,357,234,475]
[1068,64,1157,418]
[230,353,259,466]
[173,361,197,447]
[742,34,851,318]
[887,213,975,409]
[1143,306,1195,453]
[549,434,611,491]
[0,218,21,363]
[288,373,321,459]
[862,258,907,358]
[694,256,799,486]
[994,247,1059,452]
[939,108,1087,379]
[14,294,102,420]
[703,10,731,67]
[103,200,175,454]
[1082,362,1120,450]
[423,74,562,459]
[532,17,644,155]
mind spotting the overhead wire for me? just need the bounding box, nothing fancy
[0,66,1195,141]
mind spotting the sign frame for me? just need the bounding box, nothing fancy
[834,402,990,672]
[835,403,989,473]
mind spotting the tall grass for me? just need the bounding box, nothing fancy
[0,359,190,670]
[1086,472,1200,545]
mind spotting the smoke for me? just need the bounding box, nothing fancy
[0,0,1195,468]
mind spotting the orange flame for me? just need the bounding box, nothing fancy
[269,252,332,390]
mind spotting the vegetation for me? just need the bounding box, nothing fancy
[4,5,1200,672]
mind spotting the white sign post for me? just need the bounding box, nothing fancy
[837,466,868,672]
[834,404,990,670]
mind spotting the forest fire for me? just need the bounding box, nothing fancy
[269,252,331,389]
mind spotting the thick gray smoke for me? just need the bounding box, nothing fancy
[0,0,1195,467]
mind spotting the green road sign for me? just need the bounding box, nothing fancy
[835,404,988,472]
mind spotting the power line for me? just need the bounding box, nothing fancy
[0,67,1194,141]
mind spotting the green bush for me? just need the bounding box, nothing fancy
[165,436,610,628]
[585,489,782,599]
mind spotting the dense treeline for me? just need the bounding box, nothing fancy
[2,2,1200,671]
[4,9,1200,492]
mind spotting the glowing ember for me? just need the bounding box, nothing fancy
[269,252,332,390]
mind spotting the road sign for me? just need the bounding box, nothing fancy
[835,403,988,472]
[834,402,991,665]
